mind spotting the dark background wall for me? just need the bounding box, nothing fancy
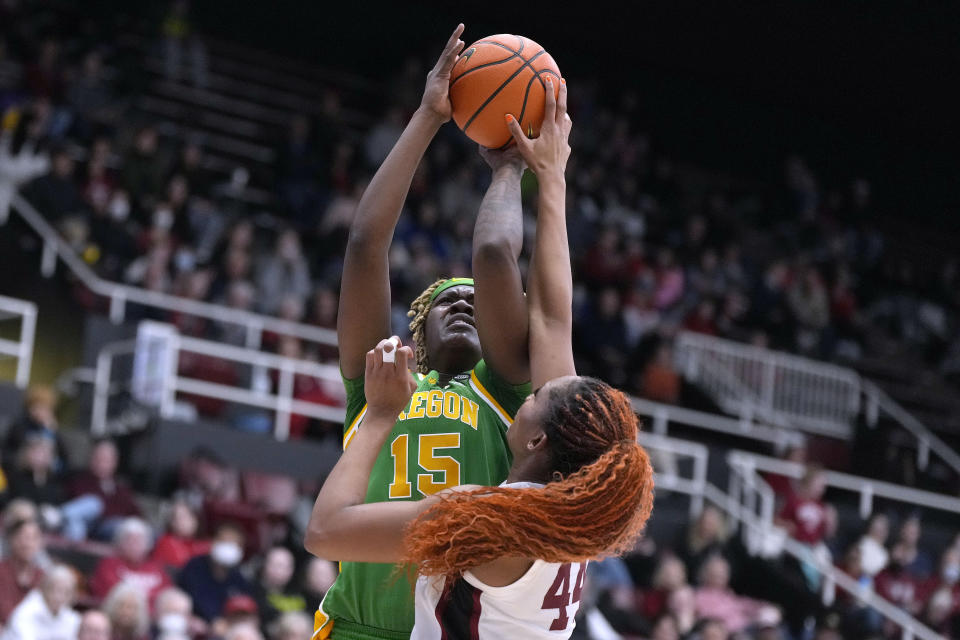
[171,0,960,221]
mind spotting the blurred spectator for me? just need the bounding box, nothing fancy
[22,146,84,221]
[89,517,171,603]
[24,39,65,104]
[653,249,684,310]
[638,555,688,622]
[66,50,116,139]
[216,594,260,637]
[363,107,403,168]
[161,0,208,88]
[77,609,112,640]
[252,547,305,627]
[223,622,263,640]
[2,385,68,471]
[690,617,729,640]
[776,466,829,546]
[787,266,829,355]
[122,126,166,214]
[636,338,681,405]
[6,436,65,512]
[874,541,924,616]
[298,558,336,614]
[267,611,311,640]
[66,439,142,541]
[894,515,934,579]
[694,555,776,634]
[275,114,322,227]
[151,500,210,570]
[0,518,45,623]
[177,522,253,622]
[678,506,727,580]
[102,582,150,640]
[153,587,202,640]
[256,229,311,315]
[666,586,698,637]
[855,513,890,577]
[647,614,681,640]
[0,564,79,640]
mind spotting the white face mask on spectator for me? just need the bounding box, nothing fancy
[944,564,960,584]
[157,613,188,635]
[211,540,243,567]
[154,207,174,230]
[109,195,130,222]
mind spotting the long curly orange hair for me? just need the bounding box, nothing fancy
[401,377,655,577]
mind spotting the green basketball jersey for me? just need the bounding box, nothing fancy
[317,359,530,640]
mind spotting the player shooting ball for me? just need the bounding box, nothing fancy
[306,71,655,640]
[311,24,536,640]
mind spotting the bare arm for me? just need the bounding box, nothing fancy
[304,339,430,562]
[337,25,465,379]
[472,147,529,384]
[506,79,575,389]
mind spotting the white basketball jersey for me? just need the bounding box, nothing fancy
[410,483,588,639]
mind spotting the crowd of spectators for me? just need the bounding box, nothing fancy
[4,0,960,442]
[575,460,960,640]
[0,387,337,640]
[2,2,960,640]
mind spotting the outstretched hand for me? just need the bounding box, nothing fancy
[504,78,571,179]
[420,24,466,123]
[364,337,417,422]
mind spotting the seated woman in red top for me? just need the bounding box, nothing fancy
[151,500,211,569]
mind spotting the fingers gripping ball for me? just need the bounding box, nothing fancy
[450,34,561,149]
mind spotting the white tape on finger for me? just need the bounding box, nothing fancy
[382,336,400,363]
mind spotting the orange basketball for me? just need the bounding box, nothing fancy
[449,34,561,149]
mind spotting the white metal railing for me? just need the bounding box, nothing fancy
[675,331,960,477]
[728,449,960,520]
[700,481,940,640]
[631,395,806,450]
[860,379,960,476]
[637,432,708,518]
[4,193,337,351]
[91,322,344,440]
[676,331,860,437]
[657,474,942,640]
[0,295,37,388]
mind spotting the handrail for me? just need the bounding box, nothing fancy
[717,463,942,640]
[676,331,960,476]
[637,432,709,518]
[630,395,806,450]
[6,193,337,350]
[91,323,344,439]
[689,483,941,640]
[728,449,960,519]
[0,295,37,388]
[861,379,960,475]
[675,331,859,437]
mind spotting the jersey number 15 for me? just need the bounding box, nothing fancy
[389,433,461,498]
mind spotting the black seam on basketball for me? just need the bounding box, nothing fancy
[462,49,546,133]
[473,37,527,61]
[451,52,519,88]
[515,73,540,129]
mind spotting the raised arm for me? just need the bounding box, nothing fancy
[505,79,574,389]
[337,25,465,379]
[304,339,430,562]
[472,147,529,384]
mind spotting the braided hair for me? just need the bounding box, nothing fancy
[406,278,446,374]
[401,377,654,577]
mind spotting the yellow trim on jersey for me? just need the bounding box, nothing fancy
[469,370,512,426]
[312,607,332,639]
[342,404,367,451]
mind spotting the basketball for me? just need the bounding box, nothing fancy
[449,34,561,149]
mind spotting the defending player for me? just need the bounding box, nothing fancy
[314,24,532,640]
[305,77,655,639]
